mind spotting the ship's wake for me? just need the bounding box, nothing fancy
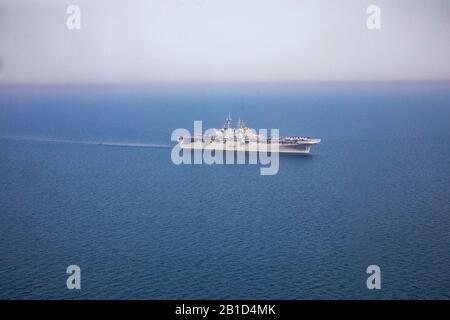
[0,135,172,149]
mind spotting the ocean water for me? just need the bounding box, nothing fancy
[0,82,449,299]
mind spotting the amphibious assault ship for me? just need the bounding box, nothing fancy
[179,115,321,154]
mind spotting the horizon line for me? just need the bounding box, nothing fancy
[1,79,450,88]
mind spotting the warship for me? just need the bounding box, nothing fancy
[179,115,320,154]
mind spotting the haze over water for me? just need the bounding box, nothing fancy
[0,82,449,299]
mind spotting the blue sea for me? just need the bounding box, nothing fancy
[0,82,449,299]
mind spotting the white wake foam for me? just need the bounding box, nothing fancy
[0,135,171,149]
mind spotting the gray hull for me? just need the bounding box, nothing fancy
[180,141,319,154]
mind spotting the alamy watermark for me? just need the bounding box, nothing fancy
[171,121,280,176]
[66,5,81,30]
[367,5,381,30]
[366,265,381,290]
[66,265,81,290]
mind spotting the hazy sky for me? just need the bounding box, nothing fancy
[0,0,449,84]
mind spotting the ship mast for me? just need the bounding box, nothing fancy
[224,113,232,129]
[238,117,245,129]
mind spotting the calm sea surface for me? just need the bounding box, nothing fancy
[0,83,449,299]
